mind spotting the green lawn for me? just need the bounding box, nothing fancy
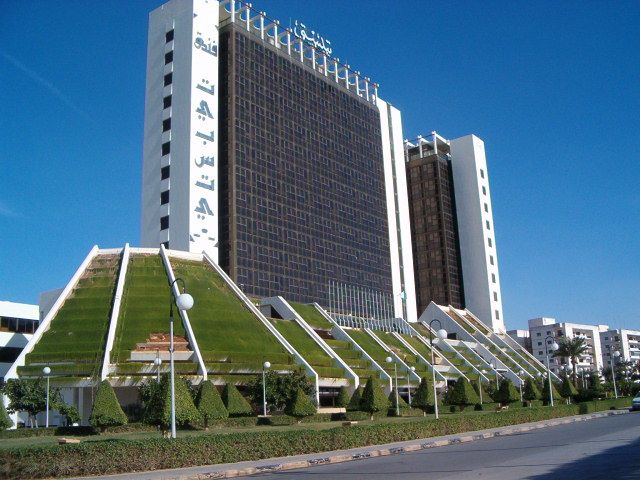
[111,254,185,365]
[21,254,119,378]
[290,302,333,330]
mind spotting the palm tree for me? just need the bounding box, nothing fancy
[553,337,589,386]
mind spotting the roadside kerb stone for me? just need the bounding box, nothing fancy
[70,410,628,480]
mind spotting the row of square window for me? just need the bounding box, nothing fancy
[159,29,174,220]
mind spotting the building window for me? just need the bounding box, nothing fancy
[161,190,169,205]
[165,29,174,43]
[493,291,498,301]
[163,95,172,109]
[164,51,173,65]
[538,351,543,355]
[495,310,500,320]
[161,165,170,180]
[487,237,492,247]
[480,169,485,178]
[482,186,487,195]
[538,341,542,346]
[489,255,494,265]
[484,203,489,213]
[164,72,173,86]
[536,332,541,336]
[162,142,170,156]
[486,220,491,230]
[491,273,496,283]
[160,215,169,230]
[163,118,171,132]
[162,241,169,249]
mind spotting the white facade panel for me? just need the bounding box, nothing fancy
[377,99,417,322]
[141,0,220,262]
[449,135,504,332]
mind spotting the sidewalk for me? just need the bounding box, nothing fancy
[71,410,628,480]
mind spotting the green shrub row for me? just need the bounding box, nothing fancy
[1,404,614,479]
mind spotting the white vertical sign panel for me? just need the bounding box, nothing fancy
[189,0,219,261]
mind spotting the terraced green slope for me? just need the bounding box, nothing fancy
[111,254,186,366]
[324,338,379,381]
[20,254,120,379]
[170,259,298,383]
[290,303,333,330]
[374,332,429,383]
[270,319,343,378]
[346,330,400,379]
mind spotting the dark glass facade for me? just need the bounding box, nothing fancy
[406,146,465,314]
[218,25,393,305]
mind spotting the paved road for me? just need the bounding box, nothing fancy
[255,413,640,480]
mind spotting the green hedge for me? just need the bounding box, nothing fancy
[578,397,631,414]
[0,404,608,479]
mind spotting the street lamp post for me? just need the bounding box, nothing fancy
[43,366,51,428]
[428,319,448,419]
[544,336,559,407]
[518,370,525,403]
[490,359,500,389]
[610,348,620,399]
[168,277,194,439]
[154,350,162,383]
[407,366,415,406]
[386,356,399,417]
[262,361,271,416]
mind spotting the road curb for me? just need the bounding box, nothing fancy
[97,410,629,480]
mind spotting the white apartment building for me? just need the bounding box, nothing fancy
[528,317,608,375]
[600,329,640,368]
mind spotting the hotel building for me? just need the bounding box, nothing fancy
[140,0,416,321]
[600,329,640,368]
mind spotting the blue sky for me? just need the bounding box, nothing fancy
[1,1,638,330]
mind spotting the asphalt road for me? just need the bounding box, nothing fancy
[254,412,640,480]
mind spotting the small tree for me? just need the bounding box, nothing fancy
[346,387,363,411]
[336,386,349,408]
[90,380,128,432]
[57,403,80,426]
[360,376,390,420]
[559,375,578,403]
[495,379,519,406]
[140,379,163,426]
[387,389,410,416]
[541,377,562,406]
[195,381,228,429]
[473,381,491,404]
[523,378,541,407]
[0,400,13,430]
[588,371,605,399]
[285,388,316,423]
[247,370,314,412]
[412,376,434,416]
[448,378,480,412]
[222,383,253,417]
[4,378,51,427]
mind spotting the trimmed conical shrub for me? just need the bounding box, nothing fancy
[346,386,363,411]
[90,380,128,432]
[559,375,578,402]
[195,381,228,428]
[161,376,201,429]
[523,378,541,405]
[474,381,492,403]
[448,378,480,411]
[222,383,253,417]
[387,388,410,416]
[285,388,316,422]
[360,376,390,420]
[336,386,349,408]
[412,376,434,416]
[0,401,13,430]
[541,377,563,405]
[495,379,519,405]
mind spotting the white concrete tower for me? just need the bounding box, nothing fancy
[141,0,220,261]
[449,135,505,332]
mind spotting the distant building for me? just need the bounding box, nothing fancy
[600,329,640,368]
[405,133,504,332]
[0,301,39,381]
[528,317,608,375]
[507,329,531,352]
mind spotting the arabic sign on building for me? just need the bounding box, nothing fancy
[189,0,219,261]
[293,20,332,56]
